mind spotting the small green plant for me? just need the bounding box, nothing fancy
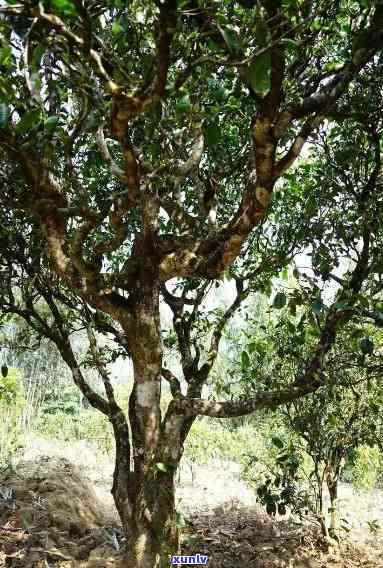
[0,366,22,403]
[254,437,312,518]
[367,519,380,536]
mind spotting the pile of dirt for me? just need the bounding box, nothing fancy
[0,456,121,567]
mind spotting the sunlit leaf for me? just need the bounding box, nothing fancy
[247,51,271,96]
[49,0,77,14]
[0,104,10,127]
[241,350,250,370]
[154,462,168,473]
[15,110,41,133]
[0,46,12,67]
[273,292,287,309]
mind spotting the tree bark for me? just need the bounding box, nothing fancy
[314,469,328,539]
[121,469,179,568]
[112,425,181,567]
[326,474,338,536]
[109,273,182,566]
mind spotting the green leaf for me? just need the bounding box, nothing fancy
[358,0,373,7]
[15,110,41,133]
[175,95,191,114]
[271,436,284,449]
[50,0,77,14]
[44,115,60,132]
[214,86,229,102]
[281,266,289,281]
[238,0,257,8]
[328,414,337,426]
[305,196,318,217]
[112,20,122,35]
[273,292,286,309]
[175,511,186,528]
[204,123,220,147]
[32,45,46,70]
[0,104,10,127]
[334,301,348,310]
[255,14,269,46]
[241,350,250,370]
[373,311,383,328]
[280,38,299,52]
[1,365,8,378]
[311,298,325,314]
[247,51,271,96]
[360,337,374,355]
[154,462,168,473]
[0,45,13,67]
[218,26,241,54]
[288,300,296,316]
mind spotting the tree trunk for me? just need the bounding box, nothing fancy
[315,468,329,539]
[111,434,181,567]
[122,470,180,567]
[109,272,184,566]
[327,475,338,536]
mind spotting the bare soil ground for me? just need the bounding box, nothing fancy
[178,461,383,568]
[0,438,382,567]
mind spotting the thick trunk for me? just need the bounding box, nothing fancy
[122,470,180,567]
[109,273,184,566]
[111,442,180,568]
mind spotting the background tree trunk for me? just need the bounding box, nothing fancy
[327,475,338,536]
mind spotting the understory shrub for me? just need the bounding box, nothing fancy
[352,445,383,492]
[0,368,25,469]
